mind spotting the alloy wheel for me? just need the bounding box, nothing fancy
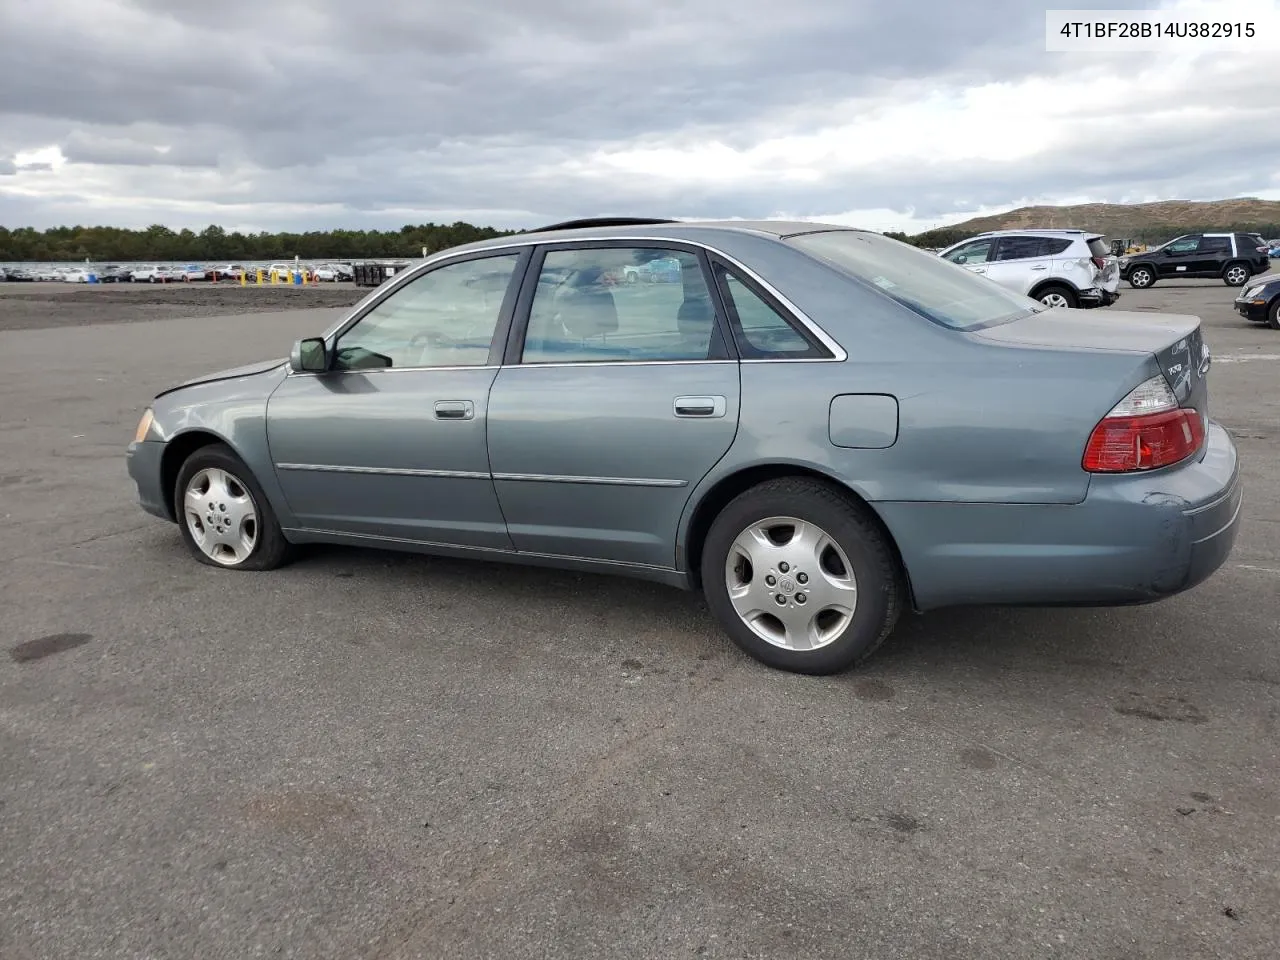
[182,467,259,566]
[723,516,857,652]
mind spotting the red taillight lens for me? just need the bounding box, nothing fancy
[1091,256,1107,270]
[1083,408,1205,472]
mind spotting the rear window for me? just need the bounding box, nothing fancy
[1086,237,1110,258]
[787,230,1041,331]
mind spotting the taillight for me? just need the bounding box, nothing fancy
[1082,375,1205,472]
[1091,256,1107,270]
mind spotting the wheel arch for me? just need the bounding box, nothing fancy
[1027,279,1078,301]
[159,428,236,521]
[680,462,917,609]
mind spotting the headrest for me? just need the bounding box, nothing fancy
[558,281,619,339]
[677,296,713,337]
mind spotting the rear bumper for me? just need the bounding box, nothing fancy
[1080,287,1120,307]
[877,421,1242,611]
[126,440,172,520]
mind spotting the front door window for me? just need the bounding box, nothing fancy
[333,255,520,370]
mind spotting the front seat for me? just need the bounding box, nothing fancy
[676,295,714,355]
[557,272,620,351]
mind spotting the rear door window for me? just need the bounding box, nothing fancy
[1199,237,1232,255]
[992,237,1045,261]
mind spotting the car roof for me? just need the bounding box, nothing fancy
[437,218,871,257]
[968,229,1099,238]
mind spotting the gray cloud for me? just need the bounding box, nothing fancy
[0,0,1275,231]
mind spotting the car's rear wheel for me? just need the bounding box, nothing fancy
[174,443,293,571]
[700,478,903,675]
[1128,265,1155,288]
[1223,262,1251,286]
[1268,297,1280,330]
[1036,284,1077,309]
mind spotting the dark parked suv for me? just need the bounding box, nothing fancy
[1120,232,1270,288]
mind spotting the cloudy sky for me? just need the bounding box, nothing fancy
[1,0,1278,234]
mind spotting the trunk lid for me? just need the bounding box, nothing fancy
[973,308,1209,415]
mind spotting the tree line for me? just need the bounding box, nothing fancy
[0,222,515,263]
[3,219,1277,263]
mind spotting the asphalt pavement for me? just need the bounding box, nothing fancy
[1,281,1277,959]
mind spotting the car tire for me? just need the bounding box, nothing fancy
[1268,297,1280,331]
[174,443,294,571]
[1035,284,1078,309]
[1223,262,1251,286]
[700,477,903,675]
[1127,265,1156,288]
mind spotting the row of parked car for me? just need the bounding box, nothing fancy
[936,228,1273,312]
[0,262,357,283]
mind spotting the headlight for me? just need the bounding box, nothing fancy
[1118,257,1130,267]
[133,408,156,443]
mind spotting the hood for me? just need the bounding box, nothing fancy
[155,357,286,398]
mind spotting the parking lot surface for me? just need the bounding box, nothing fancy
[1,280,1277,959]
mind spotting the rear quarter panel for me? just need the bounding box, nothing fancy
[674,236,1158,508]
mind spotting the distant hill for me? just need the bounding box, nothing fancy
[908,198,1280,248]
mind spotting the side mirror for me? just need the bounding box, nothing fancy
[290,337,329,373]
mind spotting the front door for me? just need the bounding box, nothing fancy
[265,250,527,548]
[485,243,742,570]
[1157,236,1201,278]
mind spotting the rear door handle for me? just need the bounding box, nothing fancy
[434,400,475,420]
[1030,265,1048,271]
[674,395,726,418]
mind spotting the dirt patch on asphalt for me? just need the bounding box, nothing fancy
[0,283,369,331]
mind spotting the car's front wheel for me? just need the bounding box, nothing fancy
[1223,262,1251,286]
[1128,265,1155,288]
[700,478,903,675]
[174,443,293,570]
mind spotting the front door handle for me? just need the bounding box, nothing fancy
[968,267,986,274]
[674,395,726,418]
[434,400,475,420]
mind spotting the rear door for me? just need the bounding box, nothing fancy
[485,241,741,569]
[1193,235,1232,276]
[983,235,1047,295]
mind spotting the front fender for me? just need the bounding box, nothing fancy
[151,366,298,529]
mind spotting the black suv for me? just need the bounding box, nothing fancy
[1120,232,1270,288]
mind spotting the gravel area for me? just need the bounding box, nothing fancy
[0,282,369,331]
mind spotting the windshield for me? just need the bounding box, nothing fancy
[786,230,1042,331]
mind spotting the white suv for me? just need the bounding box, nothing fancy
[937,229,1121,309]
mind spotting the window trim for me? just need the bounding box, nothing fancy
[708,256,834,361]
[502,239,740,367]
[943,238,996,265]
[293,247,532,376]
[298,233,845,371]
